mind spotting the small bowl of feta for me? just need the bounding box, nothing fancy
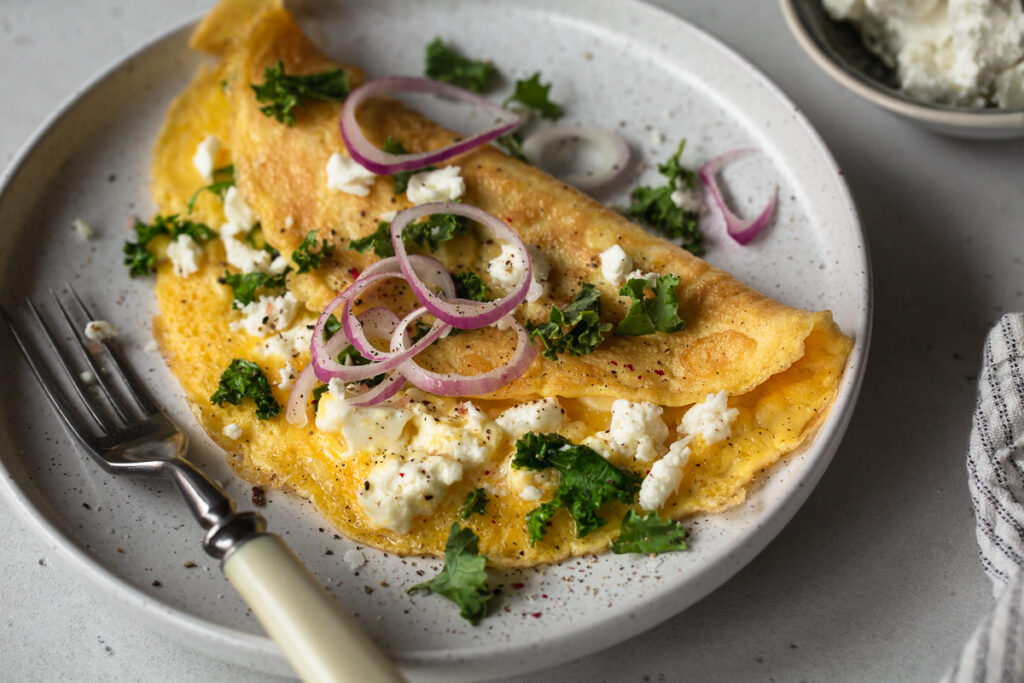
[780,0,1024,139]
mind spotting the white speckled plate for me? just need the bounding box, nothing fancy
[0,1,870,680]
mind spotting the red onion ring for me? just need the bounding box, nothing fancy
[520,126,630,192]
[391,310,537,397]
[340,76,520,175]
[390,202,531,327]
[345,371,407,408]
[698,149,777,246]
[285,363,319,427]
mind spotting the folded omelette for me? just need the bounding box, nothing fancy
[146,0,851,567]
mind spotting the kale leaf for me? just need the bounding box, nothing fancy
[526,283,612,361]
[311,383,330,413]
[452,271,492,302]
[186,164,235,214]
[512,432,640,544]
[210,359,281,420]
[408,523,494,623]
[503,72,562,120]
[495,131,528,162]
[222,270,289,308]
[625,140,702,254]
[349,221,395,258]
[251,60,351,126]
[349,214,468,258]
[459,487,490,520]
[291,229,335,273]
[424,38,497,93]
[615,274,685,336]
[610,510,688,554]
[383,137,434,194]
[123,214,216,277]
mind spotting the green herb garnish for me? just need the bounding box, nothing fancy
[513,432,640,544]
[350,214,468,258]
[186,164,235,214]
[222,270,289,308]
[625,140,702,254]
[424,38,497,93]
[504,72,562,120]
[495,131,528,162]
[123,214,216,277]
[610,510,688,554]
[251,60,351,126]
[460,488,490,520]
[312,383,330,412]
[383,137,434,194]
[526,284,612,361]
[616,274,685,336]
[408,523,493,623]
[210,359,281,420]
[452,271,492,302]
[336,345,386,387]
[291,229,335,274]
[349,221,394,258]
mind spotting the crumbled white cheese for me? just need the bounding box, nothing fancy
[316,379,413,454]
[343,549,366,571]
[487,243,550,302]
[639,436,692,511]
[79,371,95,385]
[166,233,202,277]
[504,454,559,496]
[589,399,669,463]
[599,244,633,287]
[680,390,739,444]
[358,455,464,533]
[824,0,1024,108]
[670,177,702,212]
[223,186,256,231]
[72,218,94,241]
[261,323,314,360]
[220,220,273,274]
[277,361,296,390]
[231,292,299,338]
[408,402,502,467]
[625,269,659,286]
[284,215,295,229]
[406,166,465,204]
[84,320,117,342]
[222,423,243,440]
[519,485,544,501]
[496,398,566,438]
[326,153,378,196]
[193,135,221,183]
[380,210,398,223]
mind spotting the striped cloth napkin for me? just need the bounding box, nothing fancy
[946,314,1024,682]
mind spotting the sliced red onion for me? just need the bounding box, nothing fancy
[340,76,520,175]
[390,202,531,328]
[520,126,630,192]
[392,311,537,397]
[698,149,777,246]
[285,362,319,427]
[345,371,407,407]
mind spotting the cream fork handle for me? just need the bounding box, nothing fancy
[223,534,406,683]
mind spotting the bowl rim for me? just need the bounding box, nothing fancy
[779,0,1024,129]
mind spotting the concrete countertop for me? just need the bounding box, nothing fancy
[2,1,1021,681]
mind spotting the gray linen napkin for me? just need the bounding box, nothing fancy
[945,314,1024,682]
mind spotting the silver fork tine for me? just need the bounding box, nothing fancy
[1,305,101,446]
[48,288,136,424]
[63,284,160,416]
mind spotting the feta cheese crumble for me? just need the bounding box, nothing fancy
[277,361,296,390]
[495,398,566,438]
[230,292,299,338]
[72,218,94,241]
[408,402,502,467]
[220,220,274,274]
[166,233,202,277]
[625,269,660,287]
[519,485,544,501]
[222,423,243,440]
[487,243,550,302]
[260,323,314,360]
[192,135,221,182]
[599,244,633,287]
[315,379,414,455]
[84,320,117,342]
[358,455,464,534]
[824,0,1024,108]
[639,436,692,511]
[406,166,465,204]
[680,390,739,444]
[223,186,256,231]
[670,177,702,212]
[587,399,669,463]
[343,549,366,571]
[326,153,378,196]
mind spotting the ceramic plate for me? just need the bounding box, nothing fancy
[0,1,870,680]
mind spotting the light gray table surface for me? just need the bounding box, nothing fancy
[2,1,1021,681]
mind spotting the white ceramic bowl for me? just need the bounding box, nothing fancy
[780,0,1024,139]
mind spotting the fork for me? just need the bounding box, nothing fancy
[1,285,405,683]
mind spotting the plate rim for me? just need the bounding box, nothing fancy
[0,1,872,679]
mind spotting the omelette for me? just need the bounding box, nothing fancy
[144,0,851,567]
